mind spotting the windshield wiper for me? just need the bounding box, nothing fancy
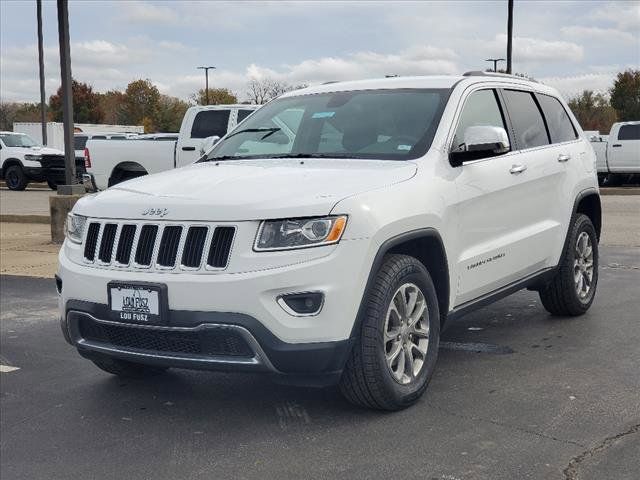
[268,153,352,159]
[225,127,281,140]
[200,155,252,162]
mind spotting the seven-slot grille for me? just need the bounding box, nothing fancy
[83,221,235,271]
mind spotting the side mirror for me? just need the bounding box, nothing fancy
[200,135,221,156]
[450,126,510,167]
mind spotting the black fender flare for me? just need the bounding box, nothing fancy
[348,228,450,342]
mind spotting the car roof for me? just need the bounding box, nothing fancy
[280,74,559,98]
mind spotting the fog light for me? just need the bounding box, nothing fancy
[278,292,324,316]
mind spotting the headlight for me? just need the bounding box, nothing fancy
[65,213,87,244]
[24,154,42,162]
[255,215,347,251]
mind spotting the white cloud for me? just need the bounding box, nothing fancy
[487,34,584,63]
[539,72,616,98]
[561,26,636,44]
[121,1,175,24]
[588,1,640,32]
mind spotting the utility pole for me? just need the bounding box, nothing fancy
[197,66,216,105]
[507,0,514,74]
[56,0,81,194]
[36,0,47,145]
[485,58,505,72]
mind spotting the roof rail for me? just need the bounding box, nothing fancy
[321,80,340,85]
[462,70,537,83]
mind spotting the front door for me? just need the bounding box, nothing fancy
[452,87,563,306]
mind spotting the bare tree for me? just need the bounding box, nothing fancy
[245,78,307,104]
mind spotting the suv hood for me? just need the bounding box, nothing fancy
[11,146,64,156]
[75,158,417,221]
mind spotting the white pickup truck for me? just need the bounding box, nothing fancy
[590,121,640,185]
[83,105,259,191]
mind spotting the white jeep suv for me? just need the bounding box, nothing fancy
[58,73,601,410]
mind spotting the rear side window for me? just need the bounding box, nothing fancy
[537,94,577,143]
[453,89,506,151]
[191,110,231,139]
[74,136,88,150]
[502,90,549,149]
[618,124,640,140]
[237,110,254,123]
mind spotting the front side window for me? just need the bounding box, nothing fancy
[502,90,549,149]
[191,110,231,139]
[537,94,577,143]
[618,124,640,140]
[0,133,38,147]
[207,89,449,161]
[452,89,506,151]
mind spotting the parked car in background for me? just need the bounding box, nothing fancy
[59,73,601,410]
[0,131,65,190]
[13,122,143,152]
[82,104,259,191]
[590,121,640,185]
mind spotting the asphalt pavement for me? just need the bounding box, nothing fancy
[1,246,638,480]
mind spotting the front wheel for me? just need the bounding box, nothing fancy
[47,179,59,190]
[340,254,440,410]
[4,165,28,191]
[539,214,598,316]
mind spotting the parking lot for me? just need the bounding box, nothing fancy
[0,190,638,480]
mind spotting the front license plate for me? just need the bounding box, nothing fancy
[108,283,166,324]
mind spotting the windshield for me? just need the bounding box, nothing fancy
[206,88,449,161]
[0,133,38,148]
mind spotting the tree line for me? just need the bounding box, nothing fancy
[0,69,637,134]
[0,77,302,133]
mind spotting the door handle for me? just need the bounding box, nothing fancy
[557,153,571,162]
[509,164,527,174]
[612,144,622,148]
[182,146,196,151]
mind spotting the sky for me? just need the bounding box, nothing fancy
[1,0,638,103]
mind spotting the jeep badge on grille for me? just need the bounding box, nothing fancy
[142,208,169,217]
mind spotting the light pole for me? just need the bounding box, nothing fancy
[485,58,506,72]
[37,0,47,145]
[507,0,514,74]
[197,66,216,105]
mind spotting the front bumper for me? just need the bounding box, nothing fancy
[62,302,352,386]
[24,166,46,182]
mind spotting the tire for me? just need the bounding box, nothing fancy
[539,214,598,316]
[340,254,440,410]
[47,179,58,190]
[92,357,168,378]
[4,164,28,191]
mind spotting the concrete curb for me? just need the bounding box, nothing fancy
[0,214,50,224]
[600,188,640,196]
[0,182,50,191]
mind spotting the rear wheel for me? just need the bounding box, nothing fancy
[539,214,598,316]
[340,254,440,410]
[92,357,168,378]
[4,165,28,191]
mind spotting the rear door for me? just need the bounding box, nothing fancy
[453,87,561,305]
[610,123,640,173]
[177,109,231,166]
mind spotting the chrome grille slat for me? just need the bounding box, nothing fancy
[82,220,234,272]
[115,224,136,265]
[157,226,182,268]
[135,225,159,266]
[98,223,117,263]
